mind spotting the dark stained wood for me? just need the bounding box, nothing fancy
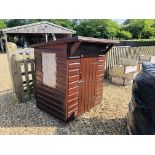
[68,86,79,95]
[68,81,79,89]
[34,36,113,122]
[69,75,79,83]
[68,69,80,76]
[70,42,81,55]
[68,63,80,70]
[36,89,65,104]
[66,58,80,120]
[78,57,99,115]
[67,98,79,106]
[32,36,115,48]
[34,43,67,122]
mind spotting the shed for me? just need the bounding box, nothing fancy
[0,21,76,51]
[33,36,115,122]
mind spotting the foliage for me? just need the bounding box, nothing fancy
[0,20,7,29]
[116,30,132,39]
[3,19,155,40]
[75,19,120,39]
[51,19,75,29]
[5,19,76,30]
[122,19,155,39]
[6,19,31,27]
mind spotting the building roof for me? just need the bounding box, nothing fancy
[32,36,116,47]
[0,21,76,34]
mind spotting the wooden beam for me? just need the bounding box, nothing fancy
[45,34,48,42]
[4,33,8,43]
[5,43,19,102]
[52,33,56,41]
[70,41,81,54]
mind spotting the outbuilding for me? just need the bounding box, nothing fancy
[32,36,115,122]
[0,21,76,51]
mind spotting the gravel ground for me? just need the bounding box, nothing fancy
[0,80,131,135]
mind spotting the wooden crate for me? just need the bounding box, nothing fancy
[119,58,138,66]
[105,46,155,76]
[109,65,138,80]
[137,63,142,72]
[138,55,155,63]
[111,77,133,86]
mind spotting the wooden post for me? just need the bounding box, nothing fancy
[6,42,18,97]
[11,56,25,103]
[52,33,56,41]
[4,33,8,43]
[45,34,48,42]
[16,61,25,102]
[0,37,4,52]
[10,56,21,102]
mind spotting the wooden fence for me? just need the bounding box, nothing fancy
[105,46,155,74]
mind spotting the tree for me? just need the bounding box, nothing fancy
[4,19,155,40]
[122,19,155,39]
[6,19,31,27]
[123,19,136,25]
[0,20,7,29]
[75,19,120,39]
[116,30,132,40]
[5,19,75,30]
[51,19,75,29]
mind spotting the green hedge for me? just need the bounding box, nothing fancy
[116,39,155,47]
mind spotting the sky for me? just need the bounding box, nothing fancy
[112,19,126,24]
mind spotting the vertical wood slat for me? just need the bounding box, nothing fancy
[16,61,25,102]
[106,46,131,76]
[105,46,155,75]
[6,43,35,103]
[30,59,35,95]
[23,60,31,99]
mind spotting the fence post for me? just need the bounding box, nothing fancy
[10,56,25,103]
[6,42,18,100]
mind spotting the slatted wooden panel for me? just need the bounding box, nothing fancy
[35,44,68,122]
[11,56,35,102]
[67,58,80,119]
[105,46,155,75]
[95,55,105,105]
[78,57,97,115]
[7,45,35,103]
[105,46,131,74]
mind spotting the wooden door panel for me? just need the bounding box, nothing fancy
[79,57,98,115]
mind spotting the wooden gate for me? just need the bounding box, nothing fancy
[6,42,35,103]
[10,56,35,103]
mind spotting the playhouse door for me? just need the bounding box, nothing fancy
[79,57,98,115]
